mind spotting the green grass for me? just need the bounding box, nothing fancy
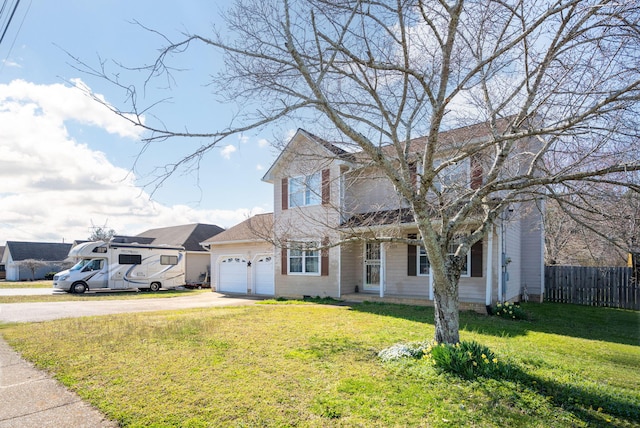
[0,288,209,303]
[1,302,638,427]
[0,280,53,288]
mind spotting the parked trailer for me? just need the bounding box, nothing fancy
[53,240,185,293]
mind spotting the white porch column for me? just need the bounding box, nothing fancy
[379,242,386,298]
[337,244,342,298]
[497,221,504,302]
[485,225,494,306]
[429,266,434,300]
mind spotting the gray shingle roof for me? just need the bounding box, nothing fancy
[203,214,273,244]
[136,223,225,251]
[6,241,73,262]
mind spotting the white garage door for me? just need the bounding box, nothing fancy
[218,256,248,293]
[254,255,274,295]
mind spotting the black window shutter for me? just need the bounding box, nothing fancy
[281,242,288,275]
[471,239,483,277]
[321,237,329,276]
[281,178,288,210]
[407,234,417,276]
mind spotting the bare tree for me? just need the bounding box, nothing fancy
[17,259,48,281]
[545,191,640,266]
[74,0,640,344]
[89,224,116,242]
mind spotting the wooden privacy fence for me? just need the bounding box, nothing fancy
[545,265,639,310]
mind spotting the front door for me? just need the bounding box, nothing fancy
[364,242,380,291]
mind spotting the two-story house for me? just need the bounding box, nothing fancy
[203,122,545,310]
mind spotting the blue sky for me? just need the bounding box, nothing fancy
[0,1,283,245]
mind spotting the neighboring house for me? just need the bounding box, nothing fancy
[0,246,5,280]
[134,223,224,284]
[204,124,545,309]
[2,241,73,281]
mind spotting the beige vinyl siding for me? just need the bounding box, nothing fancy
[276,245,340,298]
[339,241,362,294]
[383,242,430,297]
[343,168,407,215]
[520,200,544,299]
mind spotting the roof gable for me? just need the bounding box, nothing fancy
[5,241,73,262]
[262,129,351,183]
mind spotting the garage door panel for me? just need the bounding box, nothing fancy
[254,255,274,295]
[219,257,247,293]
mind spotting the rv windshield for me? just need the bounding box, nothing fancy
[70,259,91,271]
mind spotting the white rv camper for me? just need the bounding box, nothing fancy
[53,240,186,293]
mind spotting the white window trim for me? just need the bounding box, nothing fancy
[417,246,430,276]
[288,172,321,208]
[287,241,321,276]
[417,239,471,277]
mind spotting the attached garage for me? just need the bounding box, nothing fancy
[218,256,248,293]
[201,213,275,296]
[254,255,274,295]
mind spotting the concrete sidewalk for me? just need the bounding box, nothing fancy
[0,337,117,427]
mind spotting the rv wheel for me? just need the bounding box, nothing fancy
[149,282,161,292]
[72,282,87,294]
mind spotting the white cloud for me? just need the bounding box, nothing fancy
[256,164,264,171]
[220,144,237,160]
[238,134,249,144]
[0,80,260,245]
[2,58,21,68]
[257,138,269,148]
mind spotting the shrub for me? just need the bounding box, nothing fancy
[44,272,57,280]
[425,340,502,379]
[492,301,528,320]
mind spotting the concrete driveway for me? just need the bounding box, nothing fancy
[0,291,262,323]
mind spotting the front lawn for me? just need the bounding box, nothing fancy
[0,288,209,304]
[1,302,638,427]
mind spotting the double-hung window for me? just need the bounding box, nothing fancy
[418,246,430,276]
[435,158,470,192]
[288,241,320,274]
[289,172,321,207]
[414,238,469,276]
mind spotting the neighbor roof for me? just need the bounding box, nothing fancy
[202,214,273,245]
[136,223,225,251]
[5,241,73,262]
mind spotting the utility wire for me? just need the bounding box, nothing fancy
[0,0,20,46]
[0,0,29,74]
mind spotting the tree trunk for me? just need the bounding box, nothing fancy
[433,280,460,344]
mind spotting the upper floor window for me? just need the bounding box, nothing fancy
[289,172,321,207]
[413,158,475,193]
[435,158,470,192]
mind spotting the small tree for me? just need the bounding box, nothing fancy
[17,259,48,281]
[89,225,116,242]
